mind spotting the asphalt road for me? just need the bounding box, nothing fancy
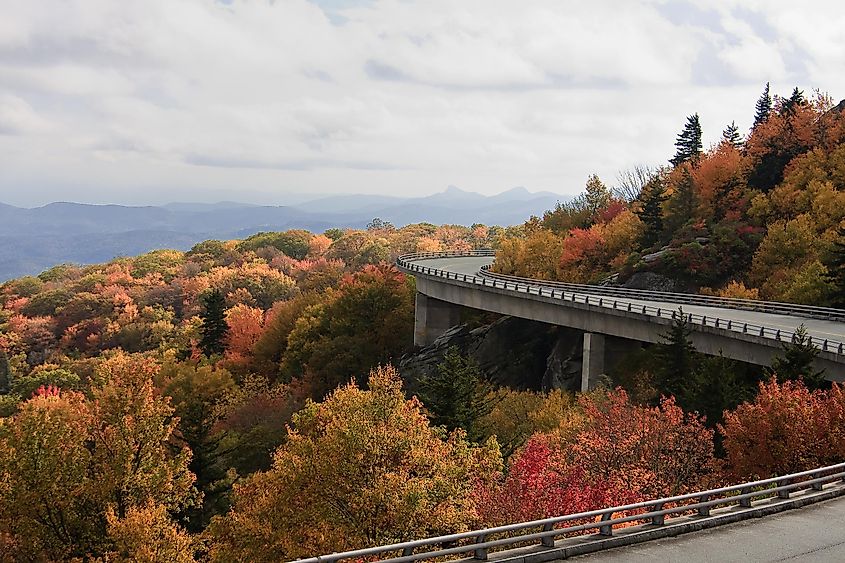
[571,497,845,562]
[420,256,845,349]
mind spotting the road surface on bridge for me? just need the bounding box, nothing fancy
[569,496,845,562]
[423,255,845,350]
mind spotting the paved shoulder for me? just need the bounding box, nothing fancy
[572,497,845,563]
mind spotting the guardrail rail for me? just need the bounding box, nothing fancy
[297,463,845,562]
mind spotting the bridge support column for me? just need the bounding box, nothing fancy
[414,293,461,347]
[582,332,606,392]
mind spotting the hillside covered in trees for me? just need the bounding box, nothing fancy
[495,87,845,307]
[1,88,845,561]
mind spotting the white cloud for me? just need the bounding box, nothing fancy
[0,0,840,206]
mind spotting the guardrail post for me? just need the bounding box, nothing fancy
[651,503,665,526]
[698,494,711,517]
[402,546,414,556]
[727,320,732,330]
[598,512,613,536]
[715,318,719,328]
[628,303,632,312]
[474,534,488,560]
[739,487,752,508]
[541,522,555,547]
[777,479,790,499]
[812,471,824,491]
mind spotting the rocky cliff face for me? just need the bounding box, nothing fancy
[399,316,585,394]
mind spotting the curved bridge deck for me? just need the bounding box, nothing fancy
[398,252,845,384]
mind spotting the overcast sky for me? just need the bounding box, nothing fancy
[1,0,843,206]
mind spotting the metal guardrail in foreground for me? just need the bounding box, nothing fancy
[395,251,845,356]
[297,463,845,563]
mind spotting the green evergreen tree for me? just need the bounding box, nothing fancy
[418,347,492,442]
[753,82,772,127]
[0,350,10,394]
[654,309,698,401]
[636,177,668,248]
[768,324,826,389]
[825,226,845,308]
[670,114,703,167]
[722,121,742,148]
[781,87,806,116]
[664,165,697,233]
[199,288,229,357]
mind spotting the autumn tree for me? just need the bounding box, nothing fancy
[418,347,493,442]
[0,389,97,560]
[719,378,843,479]
[573,389,716,499]
[281,264,414,396]
[670,113,703,167]
[475,433,617,526]
[0,354,196,560]
[207,365,501,561]
[105,503,195,563]
[199,289,228,357]
[476,388,579,459]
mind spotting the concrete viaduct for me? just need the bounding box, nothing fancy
[397,251,845,391]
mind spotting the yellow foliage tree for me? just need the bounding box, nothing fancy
[207,365,502,561]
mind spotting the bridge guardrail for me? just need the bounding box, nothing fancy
[297,462,845,562]
[395,251,845,356]
[478,267,845,322]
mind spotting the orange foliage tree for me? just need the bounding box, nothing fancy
[719,378,845,479]
[572,389,716,500]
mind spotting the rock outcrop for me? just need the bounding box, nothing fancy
[399,316,585,394]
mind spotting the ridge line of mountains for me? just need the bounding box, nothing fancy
[0,186,565,281]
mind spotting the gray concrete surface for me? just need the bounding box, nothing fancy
[571,496,845,562]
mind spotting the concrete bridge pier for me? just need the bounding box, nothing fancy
[581,334,643,392]
[414,293,462,347]
[581,332,605,392]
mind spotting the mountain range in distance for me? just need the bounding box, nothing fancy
[0,186,566,281]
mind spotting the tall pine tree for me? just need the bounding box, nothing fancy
[655,309,698,401]
[768,325,826,389]
[782,87,806,116]
[753,82,772,127]
[670,114,703,167]
[665,165,696,233]
[418,347,492,442]
[199,288,229,357]
[0,349,10,394]
[636,177,668,248]
[722,121,742,148]
[825,226,845,308]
